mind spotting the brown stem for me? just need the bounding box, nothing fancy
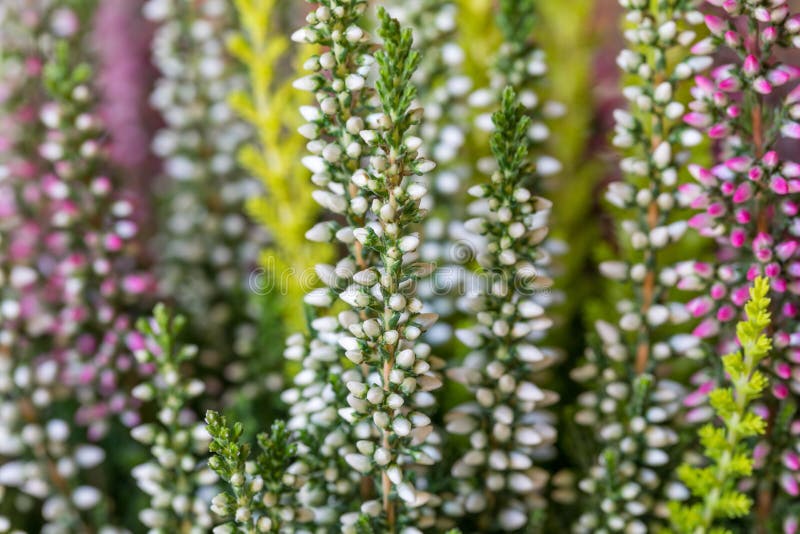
[635,180,661,374]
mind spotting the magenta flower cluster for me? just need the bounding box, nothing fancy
[677,0,800,520]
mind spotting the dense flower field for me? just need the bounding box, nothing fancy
[0,0,798,532]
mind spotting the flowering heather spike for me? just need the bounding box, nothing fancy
[384,0,472,347]
[677,1,800,526]
[467,0,564,316]
[669,278,772,533]
[572,1,702,531]
[130,304,215,531]
[283,3,443,531]
[145,0,272,392]
[443,87,558,531]
[0,8,152,529]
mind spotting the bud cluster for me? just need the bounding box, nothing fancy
[386,0,473,344]
[443,87,559,531]
[129,304,216,532]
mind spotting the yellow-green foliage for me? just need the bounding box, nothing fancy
[228,0,331,330]
[669,277,773,534]
[457,0,500,88]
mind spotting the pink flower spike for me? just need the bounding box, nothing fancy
[717,77,739,92]
[684,381,715,407]
[122,274,152,294]
[773,277,787,292]
[721,0,737,13]
[780,474,800,499]
[695,75,715,93]
[744,54,760,77]
[730,228,747,248]
[689,164,716,186]
[785,517,799,534]
[784,65,800,80]
[769,68,790,86]
[692,318,718,339]
[91,176,112,196]
[126,331,146,352]
[735,209,752,224]
[731,286,750,306]
[748,167,763,181]
[762,26,778,43]
[104,234,123,251]
[726,105,741,118]
[710,283,726,300]
[687,297,712,317]
[694,262,713,277]
[776,362,793,380]
[691,38,715,55]
[773,176,790,194]
[754,7,771,22]
[773,5,789,22]
[753,77,773,95]
[788,15,800,33]
[707,202,725,217]
[765,263,780,277]
[785,162,800,177]
[689,213,711,230]
[776,240,798,260]
[783,302,798,318]
[724,30,740,47]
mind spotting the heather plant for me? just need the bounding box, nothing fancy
[229,0,333,332]
[443,87,559,530]
[130,304,216,532]
[670,276,773,533]
[0,8,153,529]
[676,0,800,527]
[571,1,708,531]
[385,0,473,347]
[6,0,800,532]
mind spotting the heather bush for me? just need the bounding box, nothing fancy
[1,0,799,532]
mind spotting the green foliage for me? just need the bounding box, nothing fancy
[43,42,91,98]
[206,411,300,532]
[375,7,421,143]
[669,277,773,533]
[490,87,532,182]
[229,0,331,331]
[497,0,536,44]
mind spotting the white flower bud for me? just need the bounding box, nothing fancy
[652,141,671,169]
